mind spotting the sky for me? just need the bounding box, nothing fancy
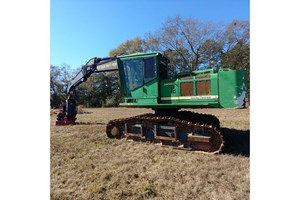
[51,0,249,69]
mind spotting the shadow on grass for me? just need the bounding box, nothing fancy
[220,128,250,157]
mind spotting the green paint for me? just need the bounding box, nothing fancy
[116,52,248,109]
[219,69,248,108]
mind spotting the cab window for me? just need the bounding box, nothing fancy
[144,57,156,83]
[121,58,143,90]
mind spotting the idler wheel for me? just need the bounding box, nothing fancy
[106,125,122,139]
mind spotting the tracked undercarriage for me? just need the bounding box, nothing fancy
[106,111,224,154]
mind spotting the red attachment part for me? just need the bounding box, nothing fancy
[55,118,76,126]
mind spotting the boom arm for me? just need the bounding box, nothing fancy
[67,56,118,94]
[56,56,119,125]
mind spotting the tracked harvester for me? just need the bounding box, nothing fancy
[56,52,248,154]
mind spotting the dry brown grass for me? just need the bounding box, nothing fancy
[50,109,59,115]
[51,107,250,200]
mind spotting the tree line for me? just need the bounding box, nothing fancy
[51,16,249,108]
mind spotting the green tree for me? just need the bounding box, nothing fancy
[50,65,63,108]
[50,64,74,108]
[220,20,250,92]
[221,20,250,71]
[109,37,145,57]
[74,70,121,108]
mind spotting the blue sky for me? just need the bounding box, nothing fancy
[51,0,249,69]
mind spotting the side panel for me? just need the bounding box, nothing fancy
[160,79,179,102]
[159,71,219,108]
[127,79,158,105]
[218,69,248,108]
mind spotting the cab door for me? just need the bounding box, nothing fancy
[120,58,144,99]
[143,57,158,99]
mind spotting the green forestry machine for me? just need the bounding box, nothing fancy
[56,52,248,154]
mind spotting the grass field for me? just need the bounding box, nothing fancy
[51,107,250,200]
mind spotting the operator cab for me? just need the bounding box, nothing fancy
[119,56,156,91]
[118,52,169,104]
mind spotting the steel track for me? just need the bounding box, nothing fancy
[106,111,224,154]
